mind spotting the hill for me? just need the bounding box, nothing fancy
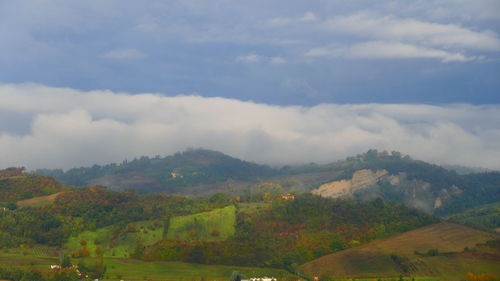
[300,222,500,280]
[34,149,276,194]
[307,150,500,216]
[447,203,500,232]
[0,173,68,203]
[32,149,500,217]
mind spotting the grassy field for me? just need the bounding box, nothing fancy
[0,252,291,281]
[102,258,291,281]
[65,220,165,258]
[167,205,236,241]
[300,223,499,281]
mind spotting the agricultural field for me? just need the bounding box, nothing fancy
[102,258,292,281]
[16,191,66,207]
[0,251,291,281]
[166,205,236,241]
[66,220,165,258]
[300,223,500,281]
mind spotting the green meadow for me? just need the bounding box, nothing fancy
[167,205,236,242]
[65,220,164,258]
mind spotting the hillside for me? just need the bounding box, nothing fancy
[447,203,500,232]
[34,149,276,194]
[32,149,500,217]
[308,151,500,216]
[300,222,500,280]
[0,173,68,203]
[167,205,236,242]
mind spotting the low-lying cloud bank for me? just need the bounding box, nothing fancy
[1,83,499,170]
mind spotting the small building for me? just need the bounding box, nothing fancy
[0,167,27,178]
[249,278,277,281]
[281,193,296,200]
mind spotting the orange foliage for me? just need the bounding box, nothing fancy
[467,272,497,281]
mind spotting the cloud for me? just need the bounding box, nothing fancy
[236,53,262,63]
[270,56,287,64]
[322,12,500,51]
[236,53,287,64]
[102,48,146,60]
[306,41,474,62]
[1,84,500,170]
[269,11,318,26]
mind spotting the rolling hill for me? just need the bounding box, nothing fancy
[0,174,68,203]
[34,149,276,194]
[300,222,500,281]
[33,149,500,218]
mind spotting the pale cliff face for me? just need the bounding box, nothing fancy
[312,169,388,199]
[311,169,463,214]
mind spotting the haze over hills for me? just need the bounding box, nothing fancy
[34,149,500,219]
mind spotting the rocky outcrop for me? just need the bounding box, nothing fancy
[312,169,388,198]
[312,169,465,214]
[311,179,352,198]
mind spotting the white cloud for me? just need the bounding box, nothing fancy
[306,41,474,62]
[323,12,500,51]
[300,11,318,22]
[236,53,262,63]
[103,48,146,60]
[1,84,500,170]
[236,53,287,64]
[269,11,318,26]
[270,56,286,64]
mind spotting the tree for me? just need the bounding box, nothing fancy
[20,270,45,281]
[187,245,205,264]
[230,271,242,281]
[61,255,72,267]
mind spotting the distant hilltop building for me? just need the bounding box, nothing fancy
[281,193,296,200]
[0,167,27,178]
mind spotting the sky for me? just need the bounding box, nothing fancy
[1,0,500,170]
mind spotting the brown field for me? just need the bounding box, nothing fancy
[16,191,66,207]
[300,222,500,281]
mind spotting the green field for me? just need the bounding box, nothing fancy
[167,205,236,241]
[102,258,291,281]
[300,223,500,281]
[65,220,165,258]
[0,253,291,281]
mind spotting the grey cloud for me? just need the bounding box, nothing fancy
[1,84,499,170]
[103,49,146,60]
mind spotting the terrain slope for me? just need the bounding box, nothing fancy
[300,222,499,280]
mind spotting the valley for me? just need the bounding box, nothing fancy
[0,150,498,281]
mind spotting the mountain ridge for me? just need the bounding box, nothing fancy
[32,149,500,220]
